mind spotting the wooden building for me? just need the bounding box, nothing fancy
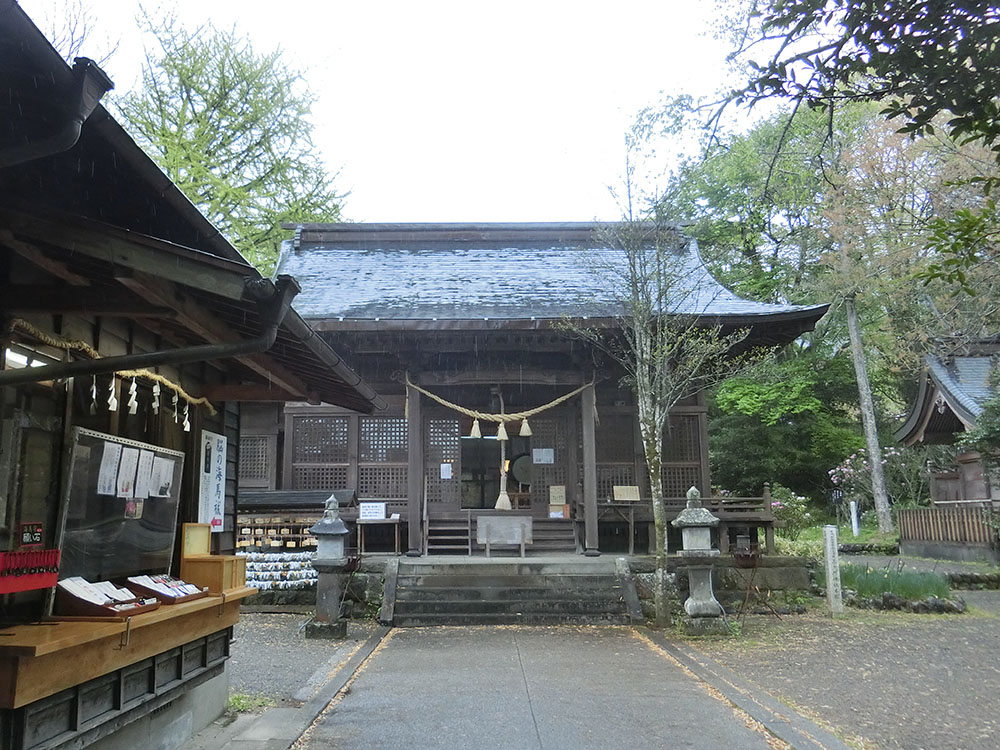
[895,342,999,562]
[0,5,380,749]
[896,342,997,505]
[242,222,828,557]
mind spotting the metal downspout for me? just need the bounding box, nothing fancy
[0,58,114,169]
[0,277,301,387]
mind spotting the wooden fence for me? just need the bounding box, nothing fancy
[897,506,998,546]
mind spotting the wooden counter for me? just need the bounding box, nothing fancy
[0,587,256,709]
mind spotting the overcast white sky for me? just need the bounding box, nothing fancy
[22,0,737,222]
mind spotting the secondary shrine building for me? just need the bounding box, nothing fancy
[240,223,827,556]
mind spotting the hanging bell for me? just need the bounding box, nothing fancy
[496,421,508,441]
[152,383,160,414]
[127,378,138,416]
[107,378,118,412]
[469,419,482,439]
[182,403,190,432]
[519,418,532,437]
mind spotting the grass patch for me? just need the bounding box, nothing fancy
[797,525,898,546]
[840,562,951,600]
[227,692,275,713]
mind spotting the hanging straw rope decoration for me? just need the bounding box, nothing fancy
[403,373,593,423]
[7,318,217,415]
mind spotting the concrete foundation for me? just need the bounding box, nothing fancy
[87,665,229,750]
[901,541,1000,564]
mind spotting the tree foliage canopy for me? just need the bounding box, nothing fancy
[117,16,343,269]
[727,1,1000,290]
[733,1,1000,149]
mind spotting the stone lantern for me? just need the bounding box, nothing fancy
[305,493,351,639]
[671,486,727,634]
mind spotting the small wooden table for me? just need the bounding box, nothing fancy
[356,518,402,555]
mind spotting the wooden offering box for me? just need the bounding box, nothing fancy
[179,523,248,595]
[124,578,208,605]
[52,587,160,620]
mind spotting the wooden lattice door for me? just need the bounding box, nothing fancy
[530,414,569,508]
[425,417,461,510]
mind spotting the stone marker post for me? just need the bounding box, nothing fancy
[306,493,351,639]
[671,486,728,635]
[823,524,844,615]
[849,500,860,537]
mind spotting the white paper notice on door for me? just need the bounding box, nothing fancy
[440,462,453,479]
[532,448,555,464]
[97,441,122,496]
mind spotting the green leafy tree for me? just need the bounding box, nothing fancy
[725,0,1000,291]
[711,349,863,497]
[116,15,343,270]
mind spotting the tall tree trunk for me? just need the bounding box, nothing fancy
[638,399,672,626]
[845,293,894,532]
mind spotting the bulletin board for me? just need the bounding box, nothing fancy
[57,427,185,582]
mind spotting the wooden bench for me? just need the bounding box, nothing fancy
[476,516,533,558]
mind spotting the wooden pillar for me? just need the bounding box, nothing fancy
[581,383,599,556]
[406,383,423,556]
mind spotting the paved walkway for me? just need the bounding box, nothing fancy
[298,626,840,750]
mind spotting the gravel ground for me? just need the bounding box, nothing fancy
[229,613,376,707]
[693,556,1000,750]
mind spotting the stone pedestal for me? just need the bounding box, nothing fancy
[677,552,723,618]
[306,558,349,640]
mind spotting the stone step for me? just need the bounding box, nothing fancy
[392,612,631,627]
[397,573,620,588]
[395,585,623,601]
[399,561,616,576]
[393,598,626,615]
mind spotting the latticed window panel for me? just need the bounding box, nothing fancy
[239,435,272,487]
[662,465,702,498]
[664,414,700,462]
[292,417,349,463]
[358,466,408,498]
[426,418,460,504]
[359,417,408,463]
[293,465,348,491]
[596,414,634,463]
[597,464,636,501]
[530,417,568,505]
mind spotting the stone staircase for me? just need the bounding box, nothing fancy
[383,558,642,627]
[425,515,578,556]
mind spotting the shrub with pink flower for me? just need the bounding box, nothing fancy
[828,446,930,511]
[769,483,813,540]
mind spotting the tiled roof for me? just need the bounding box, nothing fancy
[276,225,827,323]
[927,354,995,422]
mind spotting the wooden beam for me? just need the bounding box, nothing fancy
[581,382,599,555]
[0,230,89,286]
[0,285,174,317]
[1,209,251,301]
[406,382,423,556]
[417,369,585,387]
[199,384,298,402]
[116,272,310,400]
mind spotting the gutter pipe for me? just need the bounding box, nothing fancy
[0,58,114,169]
[0,277,300,387]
